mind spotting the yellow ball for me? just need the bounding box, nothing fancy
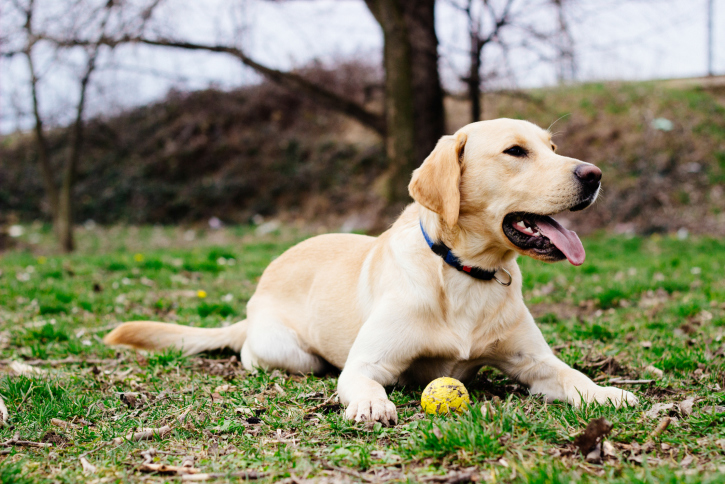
[421,377,471,415]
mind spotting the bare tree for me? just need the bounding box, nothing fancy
[450,0,577,122]
[3,0,161,251]
[64,0,444,202]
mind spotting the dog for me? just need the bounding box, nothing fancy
[105,118,638,425]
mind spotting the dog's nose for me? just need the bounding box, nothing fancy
[574,164,602,186]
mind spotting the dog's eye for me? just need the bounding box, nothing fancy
[503,146,527,157]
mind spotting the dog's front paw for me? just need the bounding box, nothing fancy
[345,398,397,426]
[576,386,639,408]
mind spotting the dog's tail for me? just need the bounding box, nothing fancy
[103,320,248,356]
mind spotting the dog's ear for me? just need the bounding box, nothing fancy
[408,132,467,228]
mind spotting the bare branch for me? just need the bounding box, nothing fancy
[45,35,386,135]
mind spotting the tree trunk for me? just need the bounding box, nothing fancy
[56,188,74,252]
[366,0,416,201]
[468,31,482,122]
[400,0,446,166]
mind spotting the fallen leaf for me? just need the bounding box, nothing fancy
[645,402,675,419]
[210,392,223,404]
[640,341,653,349]
[602,440,617,459]
[120,393,140,409]
[51,418,78,429]
[680,455,695,467]
[573,417,612,454]
[79,456,97,475]
[585,443,601,463]
[432,427,443,439]
[679,398,696,416]
[701,405,725,414]
[9,361,46,377]
[644,365,664,378]
[0,394,8,426]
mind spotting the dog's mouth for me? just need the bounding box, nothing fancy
[502,212,585,266]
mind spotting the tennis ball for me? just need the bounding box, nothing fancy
[421,377,471,414]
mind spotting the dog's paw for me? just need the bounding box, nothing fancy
[345,398,397,426]
[578,386,639,408]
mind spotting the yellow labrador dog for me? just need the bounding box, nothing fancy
[105,119,638,424]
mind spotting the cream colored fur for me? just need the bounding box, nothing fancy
[104,119,638,425]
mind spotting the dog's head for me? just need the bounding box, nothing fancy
[409,118,600,266]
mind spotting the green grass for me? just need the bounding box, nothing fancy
[0,225,724,482]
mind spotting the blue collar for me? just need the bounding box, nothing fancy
[420,220,508,284]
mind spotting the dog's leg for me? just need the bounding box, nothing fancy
[241,316,327,374]
[337,312,411,426]
[490,315,638,407]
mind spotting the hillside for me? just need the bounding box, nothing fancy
[1,74,724,235]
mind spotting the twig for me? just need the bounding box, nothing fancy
[51,418,78,429]
[1,433,52,448]
[181,471,265,481]
[138,463,200,475]
[306,392,338,413]
[111,426,172,444]
[79,441,110,459]
[321,462,376,483]
[649,417,671,441]
[396,400,420,408]
[608,379,654,384]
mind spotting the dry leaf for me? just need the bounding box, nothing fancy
[679,398,696,416]
[574,417,613,454]
[701,405,725,414]
[0,394,8,426]
[602,440,617,459]
[80,456,97,475]
[234,407,253,416]
[210,392,223,403]
[585,443,601,463]
[51,418,78,429]
[645,402,675,419]
[9,361,46,377]
[644,365,664,377]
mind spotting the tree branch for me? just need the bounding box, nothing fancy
[49,35,386,135]
[140,38,386,135]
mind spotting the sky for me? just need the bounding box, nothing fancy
[0,0,723,134]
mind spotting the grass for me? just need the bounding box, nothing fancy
[0,224,724,483]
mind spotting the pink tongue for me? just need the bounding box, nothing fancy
[535,217,586,266]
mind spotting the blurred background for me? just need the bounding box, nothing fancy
[1,0,724,252]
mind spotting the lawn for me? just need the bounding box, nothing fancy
[0,224,723,483]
